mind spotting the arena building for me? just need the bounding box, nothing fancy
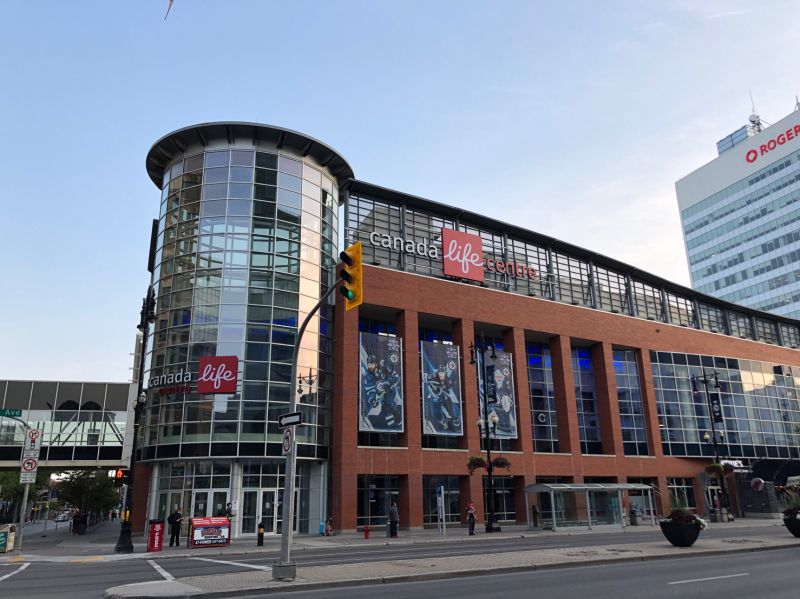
[134,122,800,536]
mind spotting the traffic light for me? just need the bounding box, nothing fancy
[339,242,363,311]
[114,468,130,486]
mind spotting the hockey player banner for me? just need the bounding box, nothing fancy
[359,333,404,433]
[477,350,518,439]
[421,342,463,436]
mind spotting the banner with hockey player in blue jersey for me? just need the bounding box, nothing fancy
[421,342,463,436]
[477,350,518,439]
[359,333,404,433]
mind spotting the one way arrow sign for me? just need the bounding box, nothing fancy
[278,411,303,429]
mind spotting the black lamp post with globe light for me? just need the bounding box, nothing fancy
[470,333,501,533]
[115,220,158,554]
[692,369,729,518]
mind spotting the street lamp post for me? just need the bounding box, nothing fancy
[114,286,156,553]
[470,333,501,533]
[692,369,729,518]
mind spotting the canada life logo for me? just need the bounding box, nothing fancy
[441,228,484,283]
[197,356,238,394]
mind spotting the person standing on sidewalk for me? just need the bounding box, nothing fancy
[168,507,183,548]
[466,499,476,535]
[389,502,399,538]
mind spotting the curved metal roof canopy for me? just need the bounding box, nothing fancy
[146,122,354,190]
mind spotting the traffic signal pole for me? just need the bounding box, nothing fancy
[273,280,340,581]
[273,243,362,581]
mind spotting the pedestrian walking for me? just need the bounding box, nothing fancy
[168,507,183,548]
[466,499,476,535]
[389,501,399,538]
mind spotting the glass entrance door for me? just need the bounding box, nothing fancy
[257,489,298,535]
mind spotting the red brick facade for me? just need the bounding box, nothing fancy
[331,264,800,530]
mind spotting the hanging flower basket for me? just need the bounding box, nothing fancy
[705,463,734,476]
[492,456,511,470]
[467,456,487,475]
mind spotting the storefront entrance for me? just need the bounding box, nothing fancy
[240,489,298,536]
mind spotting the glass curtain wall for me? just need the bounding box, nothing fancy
[652,351,800,458]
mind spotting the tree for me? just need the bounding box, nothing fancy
[58,471,119,514]
[0,469,53,521]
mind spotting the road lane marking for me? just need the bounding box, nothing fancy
[669,573,749,585]
[148,559,175,581]
[0,562,30,583]
[190,557,271,571]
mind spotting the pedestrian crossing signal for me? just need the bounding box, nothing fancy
[114,468,130,486]
[339,242,363,311]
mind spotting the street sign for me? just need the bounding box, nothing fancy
[24,429,42,453]
[282,427,294,456]
[278,411,303,429]
[0,408,22,418]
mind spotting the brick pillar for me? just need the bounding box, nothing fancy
[453,319,484,521]
[550,335,580,456]
[502,327,533,456]
[332,297,360,531]
[397,309,422,528]
[132,463,150,534]
[592,342,624,456]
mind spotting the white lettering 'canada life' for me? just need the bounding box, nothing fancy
[441,228,485,282]
[197,356,239,394]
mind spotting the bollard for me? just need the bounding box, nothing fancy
[364,524,370,540]
[257,522,264,547]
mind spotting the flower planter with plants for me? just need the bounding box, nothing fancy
[782,498,800,538]
[659,507,706,547]
[467,456,511,475]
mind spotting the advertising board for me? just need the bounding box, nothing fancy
[190,517,230,548]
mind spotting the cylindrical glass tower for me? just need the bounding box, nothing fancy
[141,123,353,536]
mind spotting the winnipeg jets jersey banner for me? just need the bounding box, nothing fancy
[421,342,463,436]
[359,333,404,433]
[477,350,518,439]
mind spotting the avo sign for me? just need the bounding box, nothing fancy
[441,228,538,283]
[148,356,239,395]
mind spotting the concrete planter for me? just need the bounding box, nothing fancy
[783,516,800,538]
[660,520,701,547]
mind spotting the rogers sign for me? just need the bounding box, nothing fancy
[745,124,800,163]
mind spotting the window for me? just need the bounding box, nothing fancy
[613,350,648,456]
[527,342,558,453]
[573,348,601,454]
[667,477,696,511]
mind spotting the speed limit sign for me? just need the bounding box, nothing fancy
[282,427,294,456]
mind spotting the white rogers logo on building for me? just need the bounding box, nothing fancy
[745,124,800,163]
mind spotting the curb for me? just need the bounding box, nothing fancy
[104,540,797,599]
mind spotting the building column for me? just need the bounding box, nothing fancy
[132,463,150,534]
[453,319,484,521]
[503,327,535,523]
[331,299,360,531]
[592,342,624,456]
[549,335,580,457]
[396,309,423,528]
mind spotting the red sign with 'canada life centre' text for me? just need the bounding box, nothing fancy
[197,356,238,394]
[441,228,484,283]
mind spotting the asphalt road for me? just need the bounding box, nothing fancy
[0,524,791,599]
[254,547,800,599]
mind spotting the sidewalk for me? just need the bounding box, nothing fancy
[3,517,785,563]
[104,521,799,599]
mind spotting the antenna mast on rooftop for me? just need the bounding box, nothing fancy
[748,90,763,133]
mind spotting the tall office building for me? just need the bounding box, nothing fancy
[676,107,800,321]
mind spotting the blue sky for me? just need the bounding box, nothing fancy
[1,0,799,381]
